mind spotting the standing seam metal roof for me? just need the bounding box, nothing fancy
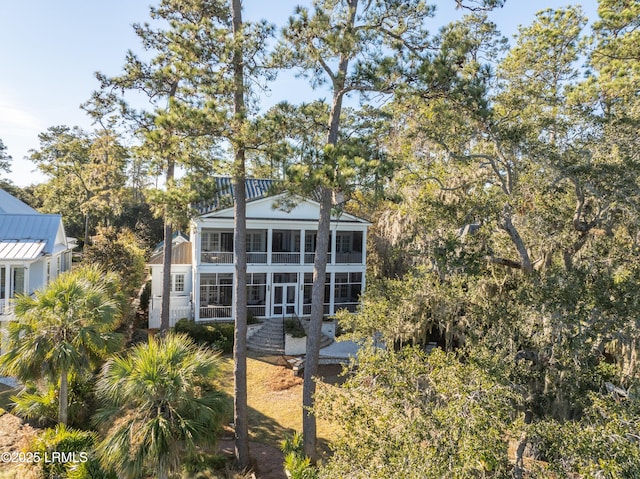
[0,214,62,255]
[193,177,278,215]
[0,188,38,214]
[0,241,46,260]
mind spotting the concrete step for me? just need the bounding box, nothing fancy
[247,317,333,354]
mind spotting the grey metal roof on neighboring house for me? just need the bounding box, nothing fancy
[0,214,62,255]
[0,188,38,214]
[193,177,279,215]
[0,240,46,260]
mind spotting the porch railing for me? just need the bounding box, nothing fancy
[200,305,233,319]
[334,302,359,313]
[302,303,331,315]
[247,305,266,317]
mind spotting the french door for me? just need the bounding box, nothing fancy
[272,283,298,316]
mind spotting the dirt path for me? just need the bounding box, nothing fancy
[218,439,286,479]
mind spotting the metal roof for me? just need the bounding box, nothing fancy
[193,177,279,215]
[0,214,62,254]
[0,240,46,261]
[0,189,38,214]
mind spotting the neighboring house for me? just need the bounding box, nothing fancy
[147,232,193,325]
[0,188,76,321]
[148,178,370,328]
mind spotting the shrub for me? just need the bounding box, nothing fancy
[174,318,235,353]
[281,432,318,479]
[182,452,229,477]
[285,318,306,338]
[30,424,116,479]
[12,377,98,430]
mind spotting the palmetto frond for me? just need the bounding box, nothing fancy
[95,333,228,478]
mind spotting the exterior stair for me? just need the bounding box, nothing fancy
[247,317,285,354]
[247,316,334,354]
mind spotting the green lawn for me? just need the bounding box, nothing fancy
[216,354,343,448]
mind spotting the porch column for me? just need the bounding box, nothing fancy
[329,271,335,317]
[267,228,273,265]
[24,266,30,296]
[299,229,305,265]
[362,229,368,266]
[193,271,200,322]
[8,265,13,300]
[194,222,202,267]
[1,264,8,314]
[330,229,336,265]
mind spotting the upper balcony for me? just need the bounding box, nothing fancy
[200,228,364,265]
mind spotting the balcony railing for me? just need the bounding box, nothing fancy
[201,251,233,264]
[335,252,363,264]
[272,252,301,264]
[304,253,332,264]
[201,250,360,265]
[247,252,267,264]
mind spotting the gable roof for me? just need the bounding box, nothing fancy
[151,231,190,256]
[0,188,38,214]
[148,241,192,265]
[0,214,65,255]
[193,177,372,226]
[193,177,278,215]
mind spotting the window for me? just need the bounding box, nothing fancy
[200,273,233,306]
[303,273,331,315]
[334,272,362,312]
[171,274,185,293]
[304,230,332,263]
[13,268,25,296]
[201,230,233,252]
[272,230,300,252]
[246,230,266,252]
[247,273,267,317]
[335,231,363,263]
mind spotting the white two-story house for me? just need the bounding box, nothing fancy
[0,188,76,321]
[148,178,369,328]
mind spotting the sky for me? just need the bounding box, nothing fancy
[0,0,598,187]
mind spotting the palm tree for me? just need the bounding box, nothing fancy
[0,266,123,425]
[94,333,228,479]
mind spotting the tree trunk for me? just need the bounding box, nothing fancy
[302,1,357,462]
[231,0,250,468]
[160,160,175,333]
[59,365,68,425]
[303,187,332,462]
[83,213,90,249]
[302,5,358,464]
